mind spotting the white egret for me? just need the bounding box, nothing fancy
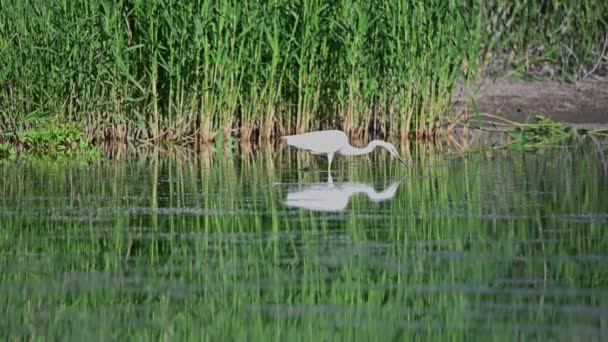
[281,130,406,171]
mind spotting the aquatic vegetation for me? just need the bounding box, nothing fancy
[503,115,571,150]
[0,0,605,143]
[461,113,608,151]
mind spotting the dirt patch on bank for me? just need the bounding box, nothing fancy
[453,77,608,127]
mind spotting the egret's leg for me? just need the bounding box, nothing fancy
[327,153,334,173]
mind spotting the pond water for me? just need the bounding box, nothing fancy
[1,146,607,340]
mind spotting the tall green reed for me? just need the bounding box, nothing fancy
[0,0,605,143]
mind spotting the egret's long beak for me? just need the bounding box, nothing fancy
[391,151,407,167]
[397,155,407,167]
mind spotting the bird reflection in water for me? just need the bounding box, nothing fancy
[284,174,403,211]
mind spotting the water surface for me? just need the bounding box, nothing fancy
[1,146,607,340]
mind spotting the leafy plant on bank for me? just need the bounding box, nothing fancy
[504,115,571,150]
[0,118,101,160]
[0,142,16,160]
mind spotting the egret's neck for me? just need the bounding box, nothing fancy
[339,142,377,156]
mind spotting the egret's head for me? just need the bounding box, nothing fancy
[372,140,407,167]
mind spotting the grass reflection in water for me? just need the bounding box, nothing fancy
[0,145,607,340]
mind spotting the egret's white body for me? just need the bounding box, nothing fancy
[281,130,406,171]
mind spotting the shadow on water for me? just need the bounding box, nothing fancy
[0,141,607,340]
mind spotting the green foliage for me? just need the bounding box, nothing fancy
[504,115,571,150]
[0,0,605,142]
[15,118,101,160]
[0,142,16,160]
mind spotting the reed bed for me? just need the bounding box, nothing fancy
[0,0,606,144]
